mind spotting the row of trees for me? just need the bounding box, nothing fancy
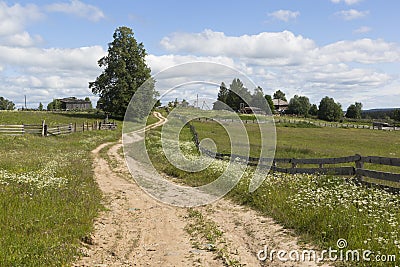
[287,95,363,122]
[211,78,344,121]
[211,78,369,122]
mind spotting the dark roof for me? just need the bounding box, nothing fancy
[59,97,90,103]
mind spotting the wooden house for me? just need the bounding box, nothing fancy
[59,97,92,110]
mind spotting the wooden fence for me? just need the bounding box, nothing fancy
[189,123,400,191]
[193,117,400,131]
[0,121,117,137]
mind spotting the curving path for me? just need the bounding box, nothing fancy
[73,112,331,267]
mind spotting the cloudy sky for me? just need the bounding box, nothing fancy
[1,0,399,109]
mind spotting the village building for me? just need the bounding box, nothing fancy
[272,99,289,113]
[59,97,92,110]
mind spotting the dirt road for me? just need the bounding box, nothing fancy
[74,113,330,267]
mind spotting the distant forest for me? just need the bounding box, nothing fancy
[361,108,398,120]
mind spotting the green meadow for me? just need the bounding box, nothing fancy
[0,111,121,266]
[145,115,400,266]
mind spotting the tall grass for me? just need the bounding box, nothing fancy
[0,112,121,266]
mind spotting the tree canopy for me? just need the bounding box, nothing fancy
[0,97,15,110]
[309,104,318,116]
[273,90,287,101]
[318,96,343,122]
[212,82,229,110]
[0,96,15,110]
[287,95,311,116]
[264,94,275,114]
[250,86,269,113]
[47,99,61,110]
[225,78,251,111]
[90,26,157,118]
[345,102,362,119]
[213,78,271,113]
[393,109,400,121]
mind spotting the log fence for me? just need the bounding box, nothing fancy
[192,117,400,131]
[189,123,400,191]
[0,120,117,137]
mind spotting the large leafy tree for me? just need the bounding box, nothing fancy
[47,99,61,110]
[287,95,311,117]
[90,26,156,118]
[0,97,15,110]
[318,96,343,122]
[345,102,362,119]
[309,104,318,116]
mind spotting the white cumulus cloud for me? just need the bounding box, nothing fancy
[0,2,43,36]
[331,0,363,5]
[336,9,369,20]
[353,26,372,34]
[161,29,315,60]
[46,0,105,22]
[268,10,300,22]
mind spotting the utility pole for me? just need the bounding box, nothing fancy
[24,95,27,110]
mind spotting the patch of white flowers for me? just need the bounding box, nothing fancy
[261,172,400,253]
[0,155,73,189]
[148,133,400,255]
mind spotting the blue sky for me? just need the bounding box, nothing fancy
[0,0,399,109]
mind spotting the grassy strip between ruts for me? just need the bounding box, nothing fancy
[185,209,242,267]
[145,117,400,266]
[0,112,122,266]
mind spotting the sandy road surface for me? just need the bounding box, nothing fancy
[73,112,331,267]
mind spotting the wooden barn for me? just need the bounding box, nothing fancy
[59,97,92,110]
[272,99,289,113]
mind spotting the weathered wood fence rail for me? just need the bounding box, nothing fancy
[189,123,400,190]
[0,121,117,137]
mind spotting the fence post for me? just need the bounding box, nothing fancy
[291,159,297,169]
[355,154,363,183]
[42,120,45,136]
[69,123,72,133]
[82,123,85,132]
[74,122,77,132]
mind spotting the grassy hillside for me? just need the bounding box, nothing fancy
[0,111,121,266]
[0,110,113,126]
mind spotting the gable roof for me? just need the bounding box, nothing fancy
[272,99,288,106]
[59,97,90,104]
